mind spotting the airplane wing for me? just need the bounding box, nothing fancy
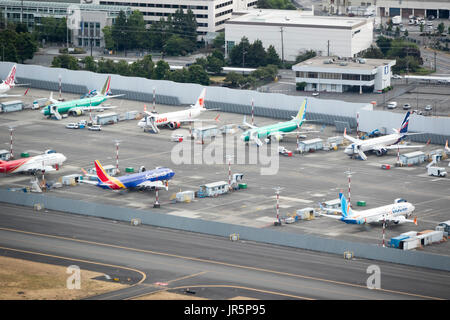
[176,116,220,124]
[136,180,168,190]
[381,144,424,150]
[318,212,342,219]
[104,94,125,99]
[271,130,320,137]
[378,216,417,225]
[79,179,100,186]
[343,128,361,144]
[242,115,258,129]
[79,105,117,112]
[318,202,343,215]
[0,94,23,98]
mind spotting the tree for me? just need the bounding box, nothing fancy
[129,54,154,78]
[127,10,146,51]
[395,26,400,38]
[187,64,210,85]
[266,45,281,66]
[225,72,245,88]
[168,68,189,83]
[212,32,225,52]
[295,50,316,63]
[437,22,445,35]
[153,60,170,80]
[419,23,424,33]
[83,56,97,72]
[111,10,129,52]
[376,36,392,56]
[15,32,37,63]
[206,55,224,74]
[229,37,251,67]
[51,54,79,70]
[102,26,115,51]
[246,40,267,67]
[362,45,384,59]
[404,29,409,38]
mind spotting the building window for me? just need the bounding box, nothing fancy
[307,72,318,78]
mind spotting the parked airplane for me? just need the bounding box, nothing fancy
[343,111,423,160]
[0,64,28,98]
[41,76,123,119]
[240,99,314,146]
[0,151,67,174]
[445,140,449,153]
[81,160,175,191]
[319,193,417,226]
[137,88,219,133]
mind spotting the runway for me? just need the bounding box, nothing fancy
[0,203,448,300]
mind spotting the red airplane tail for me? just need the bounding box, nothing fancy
[94,160,111,183]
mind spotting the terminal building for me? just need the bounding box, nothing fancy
[0,0,131,48]
[224,9,374,61]
[292,56,396,93]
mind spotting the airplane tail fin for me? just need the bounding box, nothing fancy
[445,140,449,151]
[100,76,111,96]
[399,111,411,134]
[339,192,353,218]
[192,88,206,109]
[295,99,307,123]
[94,160,112,183]
[4,64,17,86]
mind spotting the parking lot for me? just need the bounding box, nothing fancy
[0,86,449,256]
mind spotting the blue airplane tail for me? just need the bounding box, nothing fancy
[339,192,353,218]
[399,111,410,134]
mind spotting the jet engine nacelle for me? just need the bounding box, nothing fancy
[393,216,407,224]
[375,148,387,156]
[168,121,181,130]
[271,133,283,142]
[69,108,84,116]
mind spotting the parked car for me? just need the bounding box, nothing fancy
[387,101,397,109]
[403,103,411,110]
[312,92,319,96]
[424,105,432,111]
[391,74,402,79]
[171,133,184,142]
[66,123,79,129]
[88,125,102,131]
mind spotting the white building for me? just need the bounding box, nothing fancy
[224,9,374,61]
[292,56,396,93]
[99,0,257,39]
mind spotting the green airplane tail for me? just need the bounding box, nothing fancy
[295,99,307,122]
[100,76,111,96]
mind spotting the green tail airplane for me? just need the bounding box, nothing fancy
[240,99,314,146]
[41,76,124,119]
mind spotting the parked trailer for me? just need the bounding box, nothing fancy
[1,100,23,113]
[297,138,323,153]
[400,151,426,166]
[402,237,420,250]
[197,181,229,197]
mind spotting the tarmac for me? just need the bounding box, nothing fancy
[0,86,449,257]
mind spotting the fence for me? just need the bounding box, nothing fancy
[1,188,449,272]
[1,62,449,142]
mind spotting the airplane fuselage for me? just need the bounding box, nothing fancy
[138,108,204,128]
[241,120,301,142]
[0,82,12,94]
[342,203,415,225]
[344,133,404,156]
[0,153,67,174]
[97,167,175,190]
[42,96,107,116]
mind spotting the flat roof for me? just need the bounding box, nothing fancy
[1,0,130,12]
[226,9,370,29]
[293,56,395,71]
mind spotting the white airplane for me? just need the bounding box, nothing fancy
[137,88,219,133]
[344,111,423,160]
[0,150,67,174]
[319,193,417,226]
[0,64,28,98]
[445,140,450,167]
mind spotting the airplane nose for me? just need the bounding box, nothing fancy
[240,135,246,142]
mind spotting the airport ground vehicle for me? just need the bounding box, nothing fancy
[427,166,447,177]
[66,123,79,129]
[171,133,184,142]
[387,101,397,109]
[425,105,432,111]
[88,125,102,131]
[403,103,411,110]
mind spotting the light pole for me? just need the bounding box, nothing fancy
[153,87,156,112]
[8,126,14,159]
[273,187,284,226]
[251,98,254,127]
[114,139,121,174]
[344,169,355,207]
[226,154,233,191]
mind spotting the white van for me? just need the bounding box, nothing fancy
[387,101,397,109]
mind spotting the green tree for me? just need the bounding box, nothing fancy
[225,72,245,88]
[153,60,170,80]
[129,54,154,78]
[404,29,409,38]
[168,68,189,83]
[229,37,251,67]
[111,10,129,52]
[395,26,400,38]
[127,10,146,51]
[295,50,316,63]
[51,54,79,70]
[15,32,37,63]
[247,40,267,67]
[212,32,225,52]
[83,56,97,72]
[115,60,131,76]
[266,45,281,67]
[187,64,210,85]
[97,58,117,74]
[102,26,115,51]
[437,22,445,35]
[376,36,392,56]
[363,45,384,59]
[206,55,224,74]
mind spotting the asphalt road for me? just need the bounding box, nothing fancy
[0,203,449,300]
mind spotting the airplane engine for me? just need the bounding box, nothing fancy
[375,148,387,156]
[69,108,83,116]
[168,121,181,130]
[272,134,283,142]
